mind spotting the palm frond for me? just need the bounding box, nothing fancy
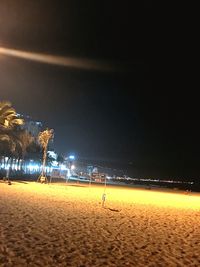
[0,101,24,129]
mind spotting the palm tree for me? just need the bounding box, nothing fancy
[37,128,54,183]
[0,101,23,129]
[0,133,15,174]
[26,140,42,163]
[0,101,24,184]
[17,130,34,170]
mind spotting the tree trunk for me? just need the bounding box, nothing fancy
[6,157,13,184]
[42,146,47,176]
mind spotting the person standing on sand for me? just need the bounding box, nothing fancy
[102,193,106,207]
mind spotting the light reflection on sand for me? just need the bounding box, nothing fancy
[0,181,200,266]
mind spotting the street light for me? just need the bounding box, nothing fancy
[71,165,75,170]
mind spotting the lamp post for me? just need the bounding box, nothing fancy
[68,155,75,176]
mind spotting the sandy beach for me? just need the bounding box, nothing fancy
[0,181,200,267]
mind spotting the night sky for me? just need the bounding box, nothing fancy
[0,1,199,179]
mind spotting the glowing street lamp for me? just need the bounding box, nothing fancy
[71,165,75,170]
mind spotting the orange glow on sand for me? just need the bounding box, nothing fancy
[9,181,200,210]
[1,181,200,266]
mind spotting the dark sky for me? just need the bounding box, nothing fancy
[0,1,199,179]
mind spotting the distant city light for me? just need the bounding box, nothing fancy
[27,164,40,172]
[71,165,75,170]
[69,155,75,160]
[60,164,67,170]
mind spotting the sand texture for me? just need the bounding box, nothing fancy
[0,181,200,267]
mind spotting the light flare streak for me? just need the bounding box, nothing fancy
[0,46,114,71]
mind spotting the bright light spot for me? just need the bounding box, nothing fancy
[48,151,57,160]
[5,164,10,170]
[60,164,67,170]
[69,155,75,160]
[71,165,75,170]
[27,164,40,172]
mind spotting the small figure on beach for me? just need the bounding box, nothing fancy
[102,193,106,207]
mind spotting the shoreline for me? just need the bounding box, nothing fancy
[1,176,200,194]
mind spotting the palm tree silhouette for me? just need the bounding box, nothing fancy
[37,128,54,183]
[0,101,24,184]
[0,101,23,129]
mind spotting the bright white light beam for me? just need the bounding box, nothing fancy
[0,46,114,72]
